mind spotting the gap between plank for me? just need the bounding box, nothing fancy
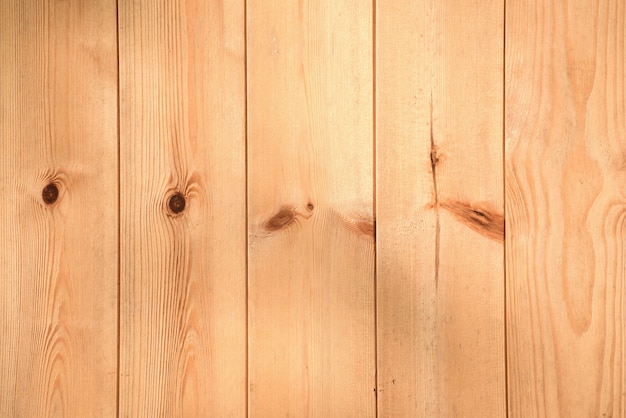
[244,0,250,416]
[115,0,121,416]
[372,0,379,417]
[503,0,509,416]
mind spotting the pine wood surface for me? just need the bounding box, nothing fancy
[118,0,247,416]
[246,1,376,416]
[376,0,506,416]
[1,1,625,417]
[0,0,119,416]
[506,1,625,416]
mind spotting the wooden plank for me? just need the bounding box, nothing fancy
[246,1,375,416]
[0,1,118,416]
[376,0,506,416]
[118,1,247,415]
[506,0,625,416]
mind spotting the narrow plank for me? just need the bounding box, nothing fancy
[118,0,247,415]
[0,0,118,416]
[376,0,506,416]
[246,1,375,416]
[506,0,625,416]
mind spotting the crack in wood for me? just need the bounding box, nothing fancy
[429,92,440,288]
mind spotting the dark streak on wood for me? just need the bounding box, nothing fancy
[264,206,298,232]
[331,209,376,241]
[440,200,504,243]
[356,219,375,238]
[262,205,375,241]
[429,92,440,288]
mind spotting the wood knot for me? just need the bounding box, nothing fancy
[42,183,59,205]
[168,193,186,214]
[333,209,375,241]
[440,199,504,243]
[468,209,490,225]
[264,206,297,232]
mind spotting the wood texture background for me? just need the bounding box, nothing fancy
[0,0,624,417]
[0,0,119,416]
[118,0,247,416]
[506,0,625,416]
[247,1,375,416]
[376,0,505,416]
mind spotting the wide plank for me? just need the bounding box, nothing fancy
[0,1,118,416]
[506,0,625,416]
[118,0,247,415]
[246,1,376,416]
[376,0,506,416]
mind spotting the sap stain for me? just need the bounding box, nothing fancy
[440,200,504,243]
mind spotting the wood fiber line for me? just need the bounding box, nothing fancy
[118,0,247,415]
[247,0,376,416]
[506,0,625,416]
[0,1,119,416]
[376,0,506,416]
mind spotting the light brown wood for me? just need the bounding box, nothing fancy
[246,1,376,416]
[376,0,506,416]
[0,0,118,416]
[506,1,625,416]
[118,0,247,415]
[4,3,624,416]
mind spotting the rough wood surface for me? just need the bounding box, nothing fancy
[506,1,625,416]
[246,1,376,416]
[376,0,506,416]
[0,1,118,416]
[118,0,247,415]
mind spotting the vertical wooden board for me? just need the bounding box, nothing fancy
[376,1,505,416]
[506,0,625,416]
[247,1,375,416]
[118,0,247,416]
[0,1,118,416]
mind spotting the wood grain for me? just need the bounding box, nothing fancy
[118,0,247,415]
[246,0,376,416]
[506,0,626,416]
[376,0,506,416]
[0,0,118,416]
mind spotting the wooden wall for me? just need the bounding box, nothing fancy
[0,0,623,417]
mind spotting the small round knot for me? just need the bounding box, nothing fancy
[306,202,315,211]
[42,183,59,205]
[168,193,186,214]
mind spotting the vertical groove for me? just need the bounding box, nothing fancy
[244,0,250,416]
[372,0,378,416]
[503,0,509,416]
[115,0,121,416]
